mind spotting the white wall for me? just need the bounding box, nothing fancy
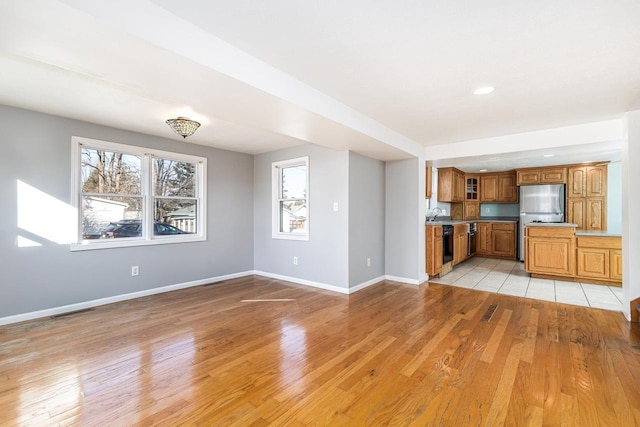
[622,111,640,319]
[607,161,622,234]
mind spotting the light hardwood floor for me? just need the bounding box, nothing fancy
[1,275,639,426]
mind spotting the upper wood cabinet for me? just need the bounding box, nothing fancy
[567,164,607,231]
[568,165,607,198]
[540,167,567,184]
[480,172,517,203]
[464,202,480,220]
[465,174,479,201]
[426,166,432,199]
[438,167,465,202]
[517,167,567,186]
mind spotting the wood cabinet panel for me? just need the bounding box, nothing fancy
[464,202,480,220]
[610,250,623,281]
[426,226,443,277]
[517,170,540,186]
[586,166,606,197]
[540,167,567,184]
[526,237,575,276]
[426,166,432,199]
[586,198,606,231]
[453,224,468,266]
[480,175,498,202]
[567,198,585,229]
[477,222,492,255]
[492,226,516,258]
[577,248,609,279]
[438,167,465,202]
[498,173,518,202]
[517,167,567,186]
[568,167,587,197]
[480,173,517,202]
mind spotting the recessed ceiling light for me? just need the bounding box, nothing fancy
[479,169,488,172]
[473,86,495,95]
[543,154,555,158]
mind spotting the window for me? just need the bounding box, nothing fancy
[72,137,206,250]
[272,156,309,240]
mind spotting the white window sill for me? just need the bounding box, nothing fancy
[272,233,309,241]
[70,235,206,251]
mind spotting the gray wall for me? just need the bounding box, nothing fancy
[348,152,385,286]
[385,158,420,281]
[0,105,254,317]
[253,144,350,288]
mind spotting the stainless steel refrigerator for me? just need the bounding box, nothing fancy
[518,184,565,261]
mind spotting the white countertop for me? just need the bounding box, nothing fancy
[575,230,622,237]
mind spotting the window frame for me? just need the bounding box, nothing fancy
[272,156,309,241]
[71,136,207,251]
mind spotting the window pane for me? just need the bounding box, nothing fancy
[281,165,306,199]
[154,199,197,234]
[280,200,307,233]
[153,158,196,197]
[81,148,141,194]
[81,196,142,239]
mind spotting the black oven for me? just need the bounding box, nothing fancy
[443,225,454,264]
[468,222,477,256]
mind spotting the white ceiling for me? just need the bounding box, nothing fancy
[0,0,638,164]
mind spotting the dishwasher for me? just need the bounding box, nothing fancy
[442,225,454,264]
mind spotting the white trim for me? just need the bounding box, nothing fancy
[384,275,421,286]
[0,271,423,326]
[254,270,349,294]
[272,156,309,241]
[349,275,386,293]
[0,270,254,326]
[70,136,207,250]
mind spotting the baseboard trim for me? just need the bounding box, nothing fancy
[1,270,424,326]
[384,275,420,285]
[350,275,386,293]
[0,270,254,326]
[253,270,350,294]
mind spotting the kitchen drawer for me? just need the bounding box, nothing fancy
[492,223,515,231]
[576,236,621,249]
[526,226,575,238]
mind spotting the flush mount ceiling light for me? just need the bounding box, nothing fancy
[165,117,201,139]
[543,154,555,158]
[473,86,495,95]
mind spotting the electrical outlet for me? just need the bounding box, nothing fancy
[485,207,490,213]
[333,202,339,212]
[293,256,298,265]
[367,258,371,267]
[131,266,139,276]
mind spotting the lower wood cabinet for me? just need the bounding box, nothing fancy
[525,227,621,286]
[525,226,576,276]
[453,224,469,266]
[426,225,443,277]
[576,235,621,284]
[477,222,517,259]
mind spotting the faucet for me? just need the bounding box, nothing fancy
[427,207,443,222]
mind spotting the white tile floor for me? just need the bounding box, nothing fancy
[429,257,624,312]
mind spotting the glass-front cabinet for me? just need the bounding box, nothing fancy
[465,175,479,201]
